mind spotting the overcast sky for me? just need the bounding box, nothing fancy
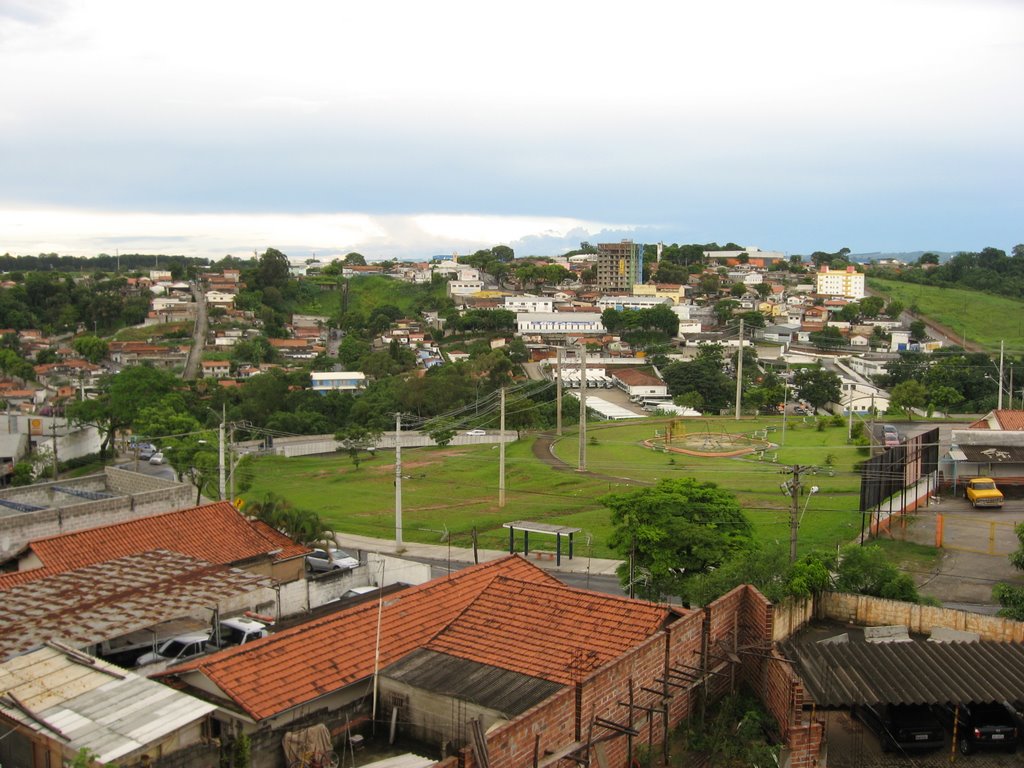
[1,0,1021,261]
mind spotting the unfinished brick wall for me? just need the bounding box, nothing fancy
[478,586,827,768]
[483,687,577,768]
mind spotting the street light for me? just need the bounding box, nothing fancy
[800,485,820,524]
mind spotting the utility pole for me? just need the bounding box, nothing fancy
[394,413,403,548]
[847,385,854,441]
[499,387,506,507]
[788,465,802,563]
[734,318,744,420]
[577,344,587,472]
[51,416,59,480]
[218,404,226,501]
[998,339,1005,410]
[555,347,563,437]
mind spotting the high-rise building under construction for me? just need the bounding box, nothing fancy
[596,240,643,292]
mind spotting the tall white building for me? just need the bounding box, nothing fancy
[815,265,865,299]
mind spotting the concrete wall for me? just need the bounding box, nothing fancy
[819,591,1024,643]
[0,468,193,560]
[272,430,517,458]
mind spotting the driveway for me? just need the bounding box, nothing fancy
[887,494,1024,608]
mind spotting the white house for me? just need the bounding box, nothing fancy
[206,290,236,308]
[515,312,604,336]
[596,296,672,311]
[311,371,367,394]
[504,295,554,313]
[448,280,484,297]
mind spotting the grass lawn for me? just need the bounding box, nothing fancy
[868,277,1024,356]
[240,416,871,558]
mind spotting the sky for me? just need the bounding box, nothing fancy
[0,0,1021,262]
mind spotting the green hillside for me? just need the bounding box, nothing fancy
[868,277,1024,356]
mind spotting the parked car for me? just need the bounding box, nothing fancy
[464,429,486,436]
[881,424,899,436]
[136,631,211,666]
[137,443,156,460]
[936,702,1019,754]
[210,617,269,649]
[883,434,901,448]
[853,703,945,752]
[148,452,166,465]
[305,548,359,572]
[965,477,1004,509]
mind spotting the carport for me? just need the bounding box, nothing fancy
[782,638,1024,705]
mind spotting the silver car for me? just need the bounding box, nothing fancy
[305,547,359,572]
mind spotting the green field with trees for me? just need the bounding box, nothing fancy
[868,277,1024,356]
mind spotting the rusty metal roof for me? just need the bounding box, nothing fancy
[0,549,273,662]
[783,639,1024,706]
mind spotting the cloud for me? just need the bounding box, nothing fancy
[0,208,621,260]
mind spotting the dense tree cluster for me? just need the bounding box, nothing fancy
[0,272,151,334]
[878,350,1000,412]
[872,245,1024,299]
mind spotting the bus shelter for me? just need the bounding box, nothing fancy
[502,520,581,566]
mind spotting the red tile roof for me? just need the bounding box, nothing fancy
[0,502,306,591]
[426,576,669,684]
[169,556,670,721]
[614,368,664,388]
[995,410,1024,430]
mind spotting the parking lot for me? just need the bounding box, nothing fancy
[883,494,1024,607]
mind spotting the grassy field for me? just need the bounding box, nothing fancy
[296,275,447,319]
[868,277,1024,356]
[239,415,871,558]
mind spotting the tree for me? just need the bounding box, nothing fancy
[253,248,291,291]
[65,365,180,457]
[859,296,885,318]
[662,344,734,413]
[246,492,336,548]
[603,478,753,603]
[713,299,739,325]
[334,425,381,469]
[794,368,841,409]
[889,379,927,420]
[832,544,921,602]
[691,546,833,605]
[885,300,904,319]
[909,319,927,342]
[72,335,109,364]
[994,522,1024,619]
[342,252,367,266]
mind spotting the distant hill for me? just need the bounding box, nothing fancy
[849,251,956,264]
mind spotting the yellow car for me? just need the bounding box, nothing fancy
[965,477,1004,508]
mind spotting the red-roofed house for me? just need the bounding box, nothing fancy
[161,561,814,768]
[0,501,308,591]
[612,367,669,400]
[945,409,1024,488]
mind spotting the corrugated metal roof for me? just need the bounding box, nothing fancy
[783,639,1024,706]
[0,550,272,661]
[0,643,216,763]
[382,648,563,717]
[958,444,1024,463]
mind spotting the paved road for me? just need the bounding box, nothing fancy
[181,282,207,380]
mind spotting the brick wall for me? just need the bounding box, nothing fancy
[476,586,827,768]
